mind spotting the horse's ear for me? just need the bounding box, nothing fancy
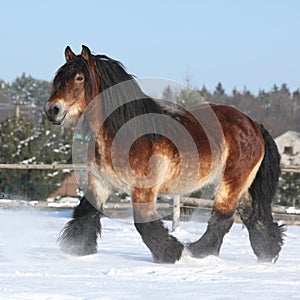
[81,45,93,65]
[65,46,75,62]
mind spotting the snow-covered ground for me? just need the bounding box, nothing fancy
[0,209,299,300]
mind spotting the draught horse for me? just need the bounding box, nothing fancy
[44,45,284,263]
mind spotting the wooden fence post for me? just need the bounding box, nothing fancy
[172,195,181,231]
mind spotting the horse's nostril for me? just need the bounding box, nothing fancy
[53,105,60,116]
[44,102,66,125]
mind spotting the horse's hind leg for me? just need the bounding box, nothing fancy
[187,181,237,258]
[58,191,102,256]
[237,125,284,262]
[132,187,184,263]
[187,212,234,258]
[237,191,284,262]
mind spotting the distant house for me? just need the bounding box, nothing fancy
[275,131,300,166]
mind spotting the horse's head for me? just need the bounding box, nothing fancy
[44,45,99,125]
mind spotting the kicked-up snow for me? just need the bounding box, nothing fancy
[0,209,299,299]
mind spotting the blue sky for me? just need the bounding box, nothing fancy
[1,0,300,94]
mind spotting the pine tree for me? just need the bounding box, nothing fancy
[278,149,300,207]
[8,73,51,106]
[278,172,300,207]
[214,82,225,96]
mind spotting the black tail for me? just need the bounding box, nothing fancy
[240,124,285,262]
[249,124,281,222]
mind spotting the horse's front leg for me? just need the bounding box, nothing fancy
[59,176,110,256]
[132,187,184,263]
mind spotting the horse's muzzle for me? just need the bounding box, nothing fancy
[44,101,67,125]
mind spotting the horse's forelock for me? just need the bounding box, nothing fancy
[51,56,97,100]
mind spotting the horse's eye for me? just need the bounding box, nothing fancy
[75,76,84,82]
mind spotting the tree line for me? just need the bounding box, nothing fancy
[163,81,300,137]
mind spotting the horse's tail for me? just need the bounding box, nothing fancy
[249,124,281,222]
[242,124,285,262]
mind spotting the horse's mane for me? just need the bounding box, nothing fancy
[94,55,134,90]
[93,55,166,139]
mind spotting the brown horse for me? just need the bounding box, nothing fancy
[44,45,284,263]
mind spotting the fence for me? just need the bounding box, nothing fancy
[0,164,88,201]
[0,164,88,170]
[0,164,300,229]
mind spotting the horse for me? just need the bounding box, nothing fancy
[44,45,284,263]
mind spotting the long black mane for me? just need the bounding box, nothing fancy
[95,54,134,91]
[93,54,165,139]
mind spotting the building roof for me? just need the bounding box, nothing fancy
[275,130,300,141]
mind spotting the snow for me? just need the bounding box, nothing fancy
[47,197,80,208]
[47,171,59,177]
[20,157,36,164]
[0,199,39,207]
[0,209,299,299]
[286,206,300,214]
